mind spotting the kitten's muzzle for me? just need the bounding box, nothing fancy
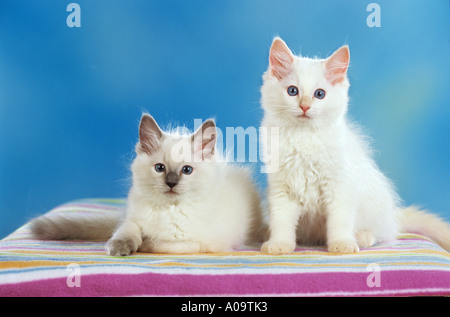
[165,172,179,189]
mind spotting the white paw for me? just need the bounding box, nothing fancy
[328,239,359,253]
[261,240,295,255]
[356,230,376,248]
[106,238,139,256]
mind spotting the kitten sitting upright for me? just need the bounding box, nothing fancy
[260,37,450,254]
[31,114,264,255]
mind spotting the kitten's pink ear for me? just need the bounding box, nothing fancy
[137,114,163,155]
[269,37,295,80]
[192,119,216,160]
[325,45,350,85]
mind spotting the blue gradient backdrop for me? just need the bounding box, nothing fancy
[1,0,449,238]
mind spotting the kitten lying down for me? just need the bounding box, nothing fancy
[260,37,450,254]
[31,114,265,255]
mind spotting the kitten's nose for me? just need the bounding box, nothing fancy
[166,182,177,189]
[300,104,310,113]
[165,172,179,189]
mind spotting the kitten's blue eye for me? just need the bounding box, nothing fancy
[287,86,299,96]
[155,163,165,173]
[314,88,326,99]
[181,165,193,175]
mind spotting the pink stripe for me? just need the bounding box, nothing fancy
[1,270,449,297]
[0,247,104,252]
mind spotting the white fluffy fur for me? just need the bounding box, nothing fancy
[260,37,450,254]
[106,114,264,255]
[31,114,264,256]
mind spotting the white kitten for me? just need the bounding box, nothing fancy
[31,114,264,255]
[260,37,450,254]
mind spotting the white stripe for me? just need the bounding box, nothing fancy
[1,263,449,285]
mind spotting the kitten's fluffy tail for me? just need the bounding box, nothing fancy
[399,206,450,252]
[29,212,122,241]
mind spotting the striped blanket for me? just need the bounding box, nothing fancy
[0,199,449,297]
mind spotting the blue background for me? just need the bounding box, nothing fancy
[1,0,449,238]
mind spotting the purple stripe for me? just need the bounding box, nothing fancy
[1,270,449,297]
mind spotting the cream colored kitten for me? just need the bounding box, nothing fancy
[31,114,264,255]
[260,37,450,254]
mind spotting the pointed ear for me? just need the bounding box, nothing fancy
[137,114,163,155]
[325,45,350,85]
[192,119,216,160]
[269,37,295,80]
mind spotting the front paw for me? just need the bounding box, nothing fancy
[106,238,139,256]
[261,240,295,255]
[327,239,359,253]
[355,230,376,248]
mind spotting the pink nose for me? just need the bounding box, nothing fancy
[300,104,310,113]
